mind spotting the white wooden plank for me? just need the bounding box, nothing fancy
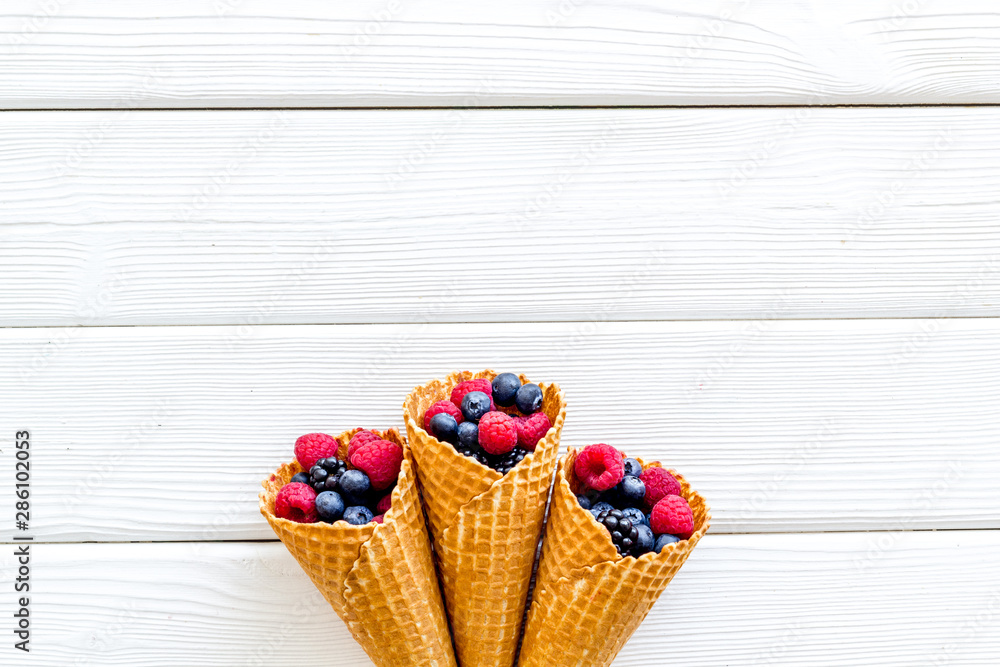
[2,108,999,325]
[2,1,1000,107]
[3,533,998,665]
[1,319,998,541]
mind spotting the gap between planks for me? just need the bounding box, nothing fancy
[0,526,986,546]
[5,104,1000,112]
[2,314,1000,331]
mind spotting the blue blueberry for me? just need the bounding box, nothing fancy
[622,458,643,478]
[603,485,624,508]
[492,373,522,407]
[290,472,310,485]
[428,412,459,444]
[616,476,646,507]
[654,534,681,553]
[343,505,374,525]
[633,524,654,555]
[315,491,345,522]
[338,469,371,500]
[576,494,592,510]
[515,383,543,414]
[589,501,615,519]
[461,391,492,422]
[621,507,648,527]
[457,421,479,450]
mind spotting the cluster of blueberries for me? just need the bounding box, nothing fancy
[427,372,544,474]
[577,458,683,556]
[290,458,383,525]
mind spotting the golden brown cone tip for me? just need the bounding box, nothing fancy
[518,447,710,667]
[403,370,567,667]
[260,428,457,667]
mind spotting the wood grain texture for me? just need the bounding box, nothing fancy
[2,534,998,665]
[2,1,1000,107]
[2,109,999,325]
[1,319,998,541]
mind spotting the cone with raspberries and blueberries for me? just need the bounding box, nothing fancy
[402,370,566,667]
[518,444,710,667]
[260,427,457,667]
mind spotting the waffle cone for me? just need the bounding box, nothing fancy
[403,370,566,667]
[518,449,710,667]
[260,428,457,667]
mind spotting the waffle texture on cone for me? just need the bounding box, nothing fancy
[518,449,710,667]
[403,370,566,667]
[260,428,457,667]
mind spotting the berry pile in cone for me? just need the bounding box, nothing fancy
[573,443,694,556]
[274,430,403,525]
[422,371,552,475]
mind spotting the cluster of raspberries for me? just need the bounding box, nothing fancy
[273,430,403,525]
[423,372,552,475]
[573,443,694,556]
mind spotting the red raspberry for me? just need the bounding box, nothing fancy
[650,495,694,539]
[376,492,393,515]
[450,379,494,411]
[274,482,318,523]
[640,466,682,510]
[423,400,463,431]
[347,430,382,461]
[351,439,404,490]
[478,411,517,455]
[372,514,385,524]
[574,444,624,491]
[516,412,551,451]
[294,433,339,471]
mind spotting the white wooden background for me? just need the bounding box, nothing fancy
[2,2,999,665]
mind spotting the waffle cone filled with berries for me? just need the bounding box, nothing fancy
[518,447,710,667]
[403,370,566,667]
[260,428,457,667]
